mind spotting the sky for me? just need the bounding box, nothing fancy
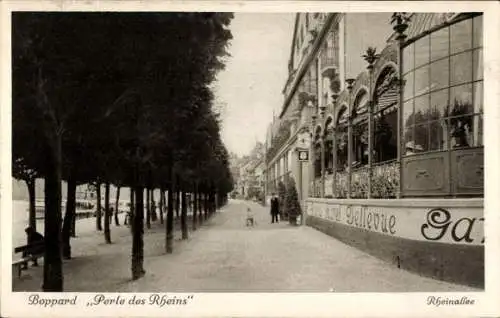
[215,13,295,157]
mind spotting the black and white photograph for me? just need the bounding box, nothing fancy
[1,1,499,317]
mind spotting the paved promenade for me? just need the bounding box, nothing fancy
[12,200,478,292]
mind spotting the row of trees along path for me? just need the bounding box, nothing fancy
[12,13,235,292]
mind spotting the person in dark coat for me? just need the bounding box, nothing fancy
[23,226,44,268]
[270,193,280,224]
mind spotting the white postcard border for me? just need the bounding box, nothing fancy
[1,1,499,317]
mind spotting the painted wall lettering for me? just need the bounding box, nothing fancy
[308,200,483,245]
[314,203,397,236]
[421,208,484,244]
[421,208,451,241]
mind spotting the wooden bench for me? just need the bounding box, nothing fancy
[13,242,44,278]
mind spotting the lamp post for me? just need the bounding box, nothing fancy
[363,47,380,199]
[391,12,410,199]
[331,92,339,197]
[345,78,355,199]
[310,103,317,198]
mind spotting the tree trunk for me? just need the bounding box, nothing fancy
[43,133,63,292]
[208,192,213,216]
[127,188,135,232]
[114,186,120,226]
[26,179,36,239]
[151,189,157,222]
[204,193,208,220]
[192,185,197,231]
[181,190,188,240]
[96,182,102,231]
[61,178,76,259]
[212,192,216,214]
[198,191,203,225]
[159,187,164,224]
[71,211,76,237]
[175,189,180,220]
[146,188,151,229]
[131,186,145,279]
[104,182,111,244]
[166,183,174,254]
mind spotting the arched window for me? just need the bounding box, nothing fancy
[336,106,348,171]
[352,90,369,167]
[374,66,398,162]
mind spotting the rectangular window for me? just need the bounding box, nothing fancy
[476,114,483,146]
[403,100,414,129]
[430,27,449,62]
[403,43,414,74]
[450,115,474,148]
[403,72,414,101]
[473,15,483,48]
[414,65,430,96]
[473,48,483,81]
[473,81,483,114]
[413,123,430,152]
[415,35,430,68]
[404,128,414,155]
[429,58,449,92]
[429,120,446,151]
[451,18,472,54]
[414,95,430,124]
[450,83,473,115]
[430,89,448,118]
[450,51,472,86]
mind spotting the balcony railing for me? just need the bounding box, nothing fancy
[309,160,398,199]
[351,166,369,198]
[320,48,338,74]
[334,171,348,198]
[372,160,399,198]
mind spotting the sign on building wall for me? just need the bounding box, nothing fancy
[298,150,309,162]
[297,131,311,149]
[306,200,484,246]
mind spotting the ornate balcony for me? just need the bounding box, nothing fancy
[320,48,338,78]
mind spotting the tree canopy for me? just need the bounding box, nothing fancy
[12,12,235,291]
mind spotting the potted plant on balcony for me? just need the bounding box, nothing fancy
[390,13,411,34]
[284,178,302,226]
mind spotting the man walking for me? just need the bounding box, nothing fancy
[270,193,279,224]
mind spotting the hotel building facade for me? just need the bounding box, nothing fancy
[264,12,483,288]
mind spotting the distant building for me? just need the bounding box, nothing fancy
[236,143,265,200]
[265,12,483,288]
